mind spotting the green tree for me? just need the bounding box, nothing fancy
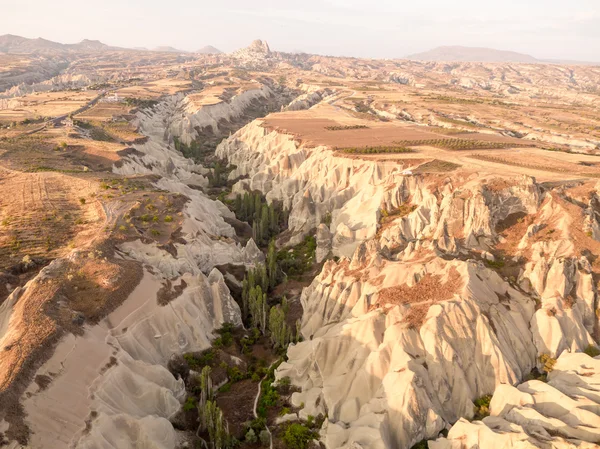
[269,305,291,348]
[234,194,242,215]
[253,193,262,222]
[267,240,278,289]
[249,285,268,333]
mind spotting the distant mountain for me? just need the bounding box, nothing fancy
[0,34,64,53]
[0,34,121,53]
[405,46,538,63]
[152,46,188,53]
[70,39,112,51]
[196,45,222,54]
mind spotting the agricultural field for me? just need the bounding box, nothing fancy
[74,102,130,122]
[0,168,103,270]
[0,91,98,122]
[114,78,193,99]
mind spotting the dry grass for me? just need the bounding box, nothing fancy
[114,78,193,99]
[0,169,103,270]
[375,267,462,328]
[75,103,130,122]
[413,159,461,173]
[0,91,98,122]
[112,191,188,250]
[0,130,123,172]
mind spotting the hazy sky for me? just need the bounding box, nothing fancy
[3,0,599,60]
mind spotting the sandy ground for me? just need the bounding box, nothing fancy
[22,270,163,449]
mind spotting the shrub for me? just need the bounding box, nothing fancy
[183,349,215,370]
[183,396,197,412]
[249,417,266,433]
[338,146,414,154]
[277,235,317,277]
[164,215,173,222]
[410,441,428,449]
[539,353,557,373]
[227,366,247,383]
[485,258,505,270]
[584,344,600,357]
[523,367,547,382]
[259,430,271,446]
[245,429,258,444]
[473,395,492,420]
[324,125,369,131]
[278,377,291,388]
[282,423,317,449]
[79,198,86,205]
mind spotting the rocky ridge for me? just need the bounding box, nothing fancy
[214,117,600,448]
[0,79,307,448]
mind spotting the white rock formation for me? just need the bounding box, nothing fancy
[431,352,600,448]
[0,88,281,448]
[215,118,600,449]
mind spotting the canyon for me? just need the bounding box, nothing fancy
[0,38,600,449]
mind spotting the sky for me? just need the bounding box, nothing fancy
[3,0,600,61]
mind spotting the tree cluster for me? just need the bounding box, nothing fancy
[268,297,294,349]
[324,125,369,131]
[241,246,301,350]
[241,264,269,321]
[195,366,236,449]
[208,161,228,187]
[339,146,414,154]
[233,192,285,246]
[173,136,211,161]
[393,138,520,150]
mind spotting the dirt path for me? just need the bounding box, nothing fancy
[253,360,279,449]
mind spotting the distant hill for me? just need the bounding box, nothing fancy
[405,46,539,63]
[0,34,65,53]
[70,39,112,51]
[197,45,222,54]
[0,34,121,53]
[152,46,188,53]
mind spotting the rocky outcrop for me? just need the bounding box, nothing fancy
[277,244,538,449]
[215,118,600,448]
[284,88,335,111]
[432,352,600,448]
[217,121,415,252]
[21,268,240,449]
